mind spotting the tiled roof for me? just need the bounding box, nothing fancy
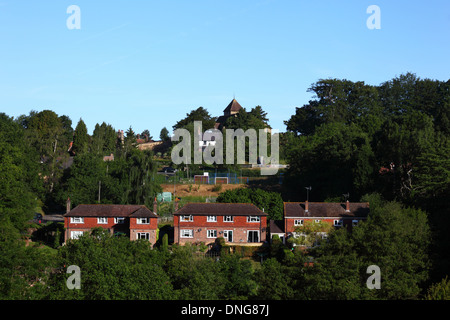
[64,204,157,218]
[174,203,267,216]
[284,202,369,218]
[270,220,285,234]
[223,99,243,114]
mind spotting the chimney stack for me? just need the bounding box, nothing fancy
[153,197,157,214]
[305,200,309,215]
[66,197,71,213]
[346,200,350,212]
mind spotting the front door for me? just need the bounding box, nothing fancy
[223,230,233,242]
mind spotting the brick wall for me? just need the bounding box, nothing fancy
[174,215,267,245]
[285,217,364,235]
[65,216,158,243]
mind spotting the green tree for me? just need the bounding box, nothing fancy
[91,122,117,156]
[300,195,431,300]
[160,127,170,142]
[58,153,106,207]
[25,110,71,194]
[217,254,257,299]
[72,118,89,155]
[252,258,294,300]
[140,129,152,141]
[216,187,284,221]
[425,276,450,300]
[173,106,216,131]
[166,245,225,299]
[0,113,40,231]
[285,122,374,201]
[49,230,173,300]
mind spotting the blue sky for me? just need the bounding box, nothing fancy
[1,0,449,136]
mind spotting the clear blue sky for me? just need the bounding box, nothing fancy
[1,0,449,136]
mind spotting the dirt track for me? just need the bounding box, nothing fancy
[161,183,246,197]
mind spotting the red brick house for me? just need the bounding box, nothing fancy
[173,203,268,245]
[274,201,370,245]
[64,204,159,244]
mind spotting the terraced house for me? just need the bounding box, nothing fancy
[64,203,159,244]
[173,203,268,245]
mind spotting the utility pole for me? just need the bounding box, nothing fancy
[98,181,101,203]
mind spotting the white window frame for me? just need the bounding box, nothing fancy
[136,232,150,240]
[114,217,125,224]
[70,231,84,239]
[223,216,234,222]
[137,217,150,224]
[207,215,217,222]
[70,217,84,224]
[223,230,233,242]
[97,217,108,224]
[247,216,260,223]
[180,215,193,222]
[314,219,321,223]
[207,229,217,238]
[294,219,304,226]
[247,230,260,243]
[334,219,343,227]
[180,229,194,238]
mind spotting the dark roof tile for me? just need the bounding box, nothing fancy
[223,99,243,114]
[64,204,157,218]
[284,202,369,218]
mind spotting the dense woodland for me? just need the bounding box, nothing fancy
[0,73,449,300]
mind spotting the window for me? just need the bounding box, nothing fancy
[137,232,150,240]
[180,215,193,222]
[207,215,217,222]
[97,217,108,224]
[334,219,343,227]
[223,230,233,242]
[180,229,193,238]
[137,217,150,224]
[294,219,304,226]
[207,229,217,238]
[248,230,260,243]
[314,219,321,223]
[247,216,260,223]
[352,219,359,227]
[70,231,84,239]
[223,216,234,222]
[70,217,84,224]
[114,217,125,224]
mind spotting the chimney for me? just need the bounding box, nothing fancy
[153,197,157,214]
[66,197,71,213]
[346,200,350,212]
[305,200,309,215]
